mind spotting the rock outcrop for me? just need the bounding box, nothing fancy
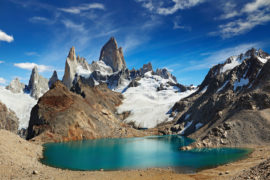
[62,47,79,89]
[6,78,26,93]
[27,81,152,142]
[169,48,270,147]
[0,101,19,133]
[99,37,126,72]
[48,70,58,88]
[27,66,49,99]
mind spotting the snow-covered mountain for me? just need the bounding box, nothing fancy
[61,37,194,128]
[167,48,270,147]
[0,66,57,131]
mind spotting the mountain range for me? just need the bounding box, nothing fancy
[0,37,270,147]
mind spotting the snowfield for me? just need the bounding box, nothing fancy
[117,72,196,128]
[0,86,37,129]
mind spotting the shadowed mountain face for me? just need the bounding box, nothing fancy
[166,48,270,147]
[27,81,153,142]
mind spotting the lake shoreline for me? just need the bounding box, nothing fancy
[1,129,270,180]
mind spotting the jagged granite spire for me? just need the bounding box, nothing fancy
[28,66,49,99]
[62,46,78,89]
[99,37,126,72]
[49,70,59,88]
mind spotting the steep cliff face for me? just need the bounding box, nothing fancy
[27,81,151,142]
[167,48,270,147]
[62,47,79,89]
[27,66,49,100]
[99,37,126,72]
[0,101,19,133]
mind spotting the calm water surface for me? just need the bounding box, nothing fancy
[41,135,251,171]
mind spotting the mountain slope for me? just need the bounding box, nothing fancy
[170,48,270,147]
[27,81,153,142]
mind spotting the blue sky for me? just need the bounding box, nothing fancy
[0,0,270,86]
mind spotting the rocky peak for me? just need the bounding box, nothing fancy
[27,66,49,99]
[155,68,177,83]
[99,37,126,72]
[49,70,59,88]
[141,62,153,74]
[68,46,76,61]
[6,78,26,93]
[62,46,79,89]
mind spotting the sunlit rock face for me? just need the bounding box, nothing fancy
[27,66,49,100]
[99,37,126,72]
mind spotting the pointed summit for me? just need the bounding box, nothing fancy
[49,70,59,88]
[62,46,79,89]
[28,66,49,99]
[99,37,126,72]
[68,46,76,61]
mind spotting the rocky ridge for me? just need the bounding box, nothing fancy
[165,48,270,148]
[27,81,154,142]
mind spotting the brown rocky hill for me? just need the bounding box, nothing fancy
[0,101,19,133]
[27,81,152,142]
[165,48,270,147]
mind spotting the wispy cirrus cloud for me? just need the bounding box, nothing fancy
[59,3,105,14]
[182,43,261,71]
[25,52,39,56]
[214,0,270,38]
[0,61,4,64]
[136,0,204,15]
[29,16,52,24]
[14,62,53,72]
[0,30,14,43]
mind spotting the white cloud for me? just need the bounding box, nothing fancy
[136,0,204,15]
[0,30,14,43]
[59,3,105,14]
[14,62,52,72]
[0,61,4,64]
[62,19,86,33]
[182,43,260,71]
[0,77,6,85]
[216,0,270,38]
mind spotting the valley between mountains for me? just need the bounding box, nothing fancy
[1,37,270,179]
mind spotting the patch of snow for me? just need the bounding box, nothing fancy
[257,56,268,64]
[179,120,193,135]
[0,87,37,129]
[217,80,229,92]
[221,56,240,73]
[195,122,203,130]
[76,66,92,78]
[199,85,208,94]
[117,73,196,128]
[234,78,249,91]
[112,78,131,93]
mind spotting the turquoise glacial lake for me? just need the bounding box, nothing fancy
[41,135,251,172]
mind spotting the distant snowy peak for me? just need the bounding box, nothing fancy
[197,48,270,96]
[62,38,184,94]
[220,48,270,74]
[6,78,26,93]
